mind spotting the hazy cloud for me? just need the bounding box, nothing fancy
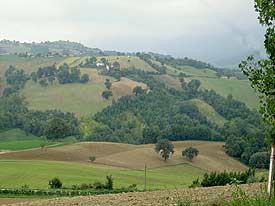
[0,0,265,66]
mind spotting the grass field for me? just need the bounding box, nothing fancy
[195,77,259,109]
[190,99,227,127]
[0,140,248,191]
[0,160,204,190]
[21,68,146,116]
[0,55,65,77]
[0,129,76,151]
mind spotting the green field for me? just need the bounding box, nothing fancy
[0,129,74,151]
[21,81,111,116]
[190,99,227,127]
[0,160,204,190]
[195,77,259,109]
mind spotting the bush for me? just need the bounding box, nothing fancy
[89,156,96,162]
[191,168,256,187]
[249,152,270,169]
[93,181,105,190]
[105,175,113,190]
[49,178,62,189]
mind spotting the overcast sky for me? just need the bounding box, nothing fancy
[0,0,265,66]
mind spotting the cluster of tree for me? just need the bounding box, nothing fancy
[80,57,97,68]
[102,79,113,100]
[191,169,258,188]
[153,55,246,79]
[136,53,167,74]
[154,56,214,69]
[92,69,267,168]
[31,63,89,87]
[0,93,81,140]
[3,66,29,95]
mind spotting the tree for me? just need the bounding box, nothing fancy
[38,79,48,87]
[80,74,89,83]
[113,61,121,70]
[104,79,112,90]
[249,152,270,169]
[133,86,144,96]
[102,90,113,100]
[239,0,275,196]
[44,117,70,140]
[155,139,174,161]
[182,147,199,161]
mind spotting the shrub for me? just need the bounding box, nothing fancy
[249,152,270,169]
[49,178,62,189]
[102,90,113,99]
[105,175,113,190]
[191,168,256,187]
[89,156,96,162]
[93,181,105,190]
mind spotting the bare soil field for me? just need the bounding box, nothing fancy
[0,141,247,172]
[4,183,261,206]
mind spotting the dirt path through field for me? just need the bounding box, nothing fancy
[7,184,260,206]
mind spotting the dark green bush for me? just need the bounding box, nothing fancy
[49,178,62,189]
[105,175,113,190]
[191,168,255,187]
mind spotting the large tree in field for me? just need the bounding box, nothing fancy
[239,0,275,196]
[155,139,174,161]
[44,117,70,140]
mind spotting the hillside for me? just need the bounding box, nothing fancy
[21,69,147,116]
[0,140,247,191]
[0,141,246,172]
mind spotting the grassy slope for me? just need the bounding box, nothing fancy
[21,68,146,116]
[195,77,259,109]
[22,80,111,116]
[0,55,65,77]
[0,160,204,189]
[0,129,56,151]
[99,56,156,72]
[190,99,227,127]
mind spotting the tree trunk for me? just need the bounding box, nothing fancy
[268,144,275,197]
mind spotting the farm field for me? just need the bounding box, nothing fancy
[8,183,261,206]
[0,141,247,171]
[0,160,204,190]
[196,77,259,109]
[0,55,66,78]
[21,74,145,116]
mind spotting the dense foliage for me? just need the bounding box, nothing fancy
[182,147,199,161]
[0,93,81,139]
[31,63,89,86]
[136,53,167,74]
[155,139,174,161]
[191,169,257,187]
[4,66,29,95]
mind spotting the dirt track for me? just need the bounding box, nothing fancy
[5,184,261,206]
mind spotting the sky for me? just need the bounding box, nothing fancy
[0,0,266,67]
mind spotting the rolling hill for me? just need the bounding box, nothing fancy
[0,141,246,172]
[0,140,246,190]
